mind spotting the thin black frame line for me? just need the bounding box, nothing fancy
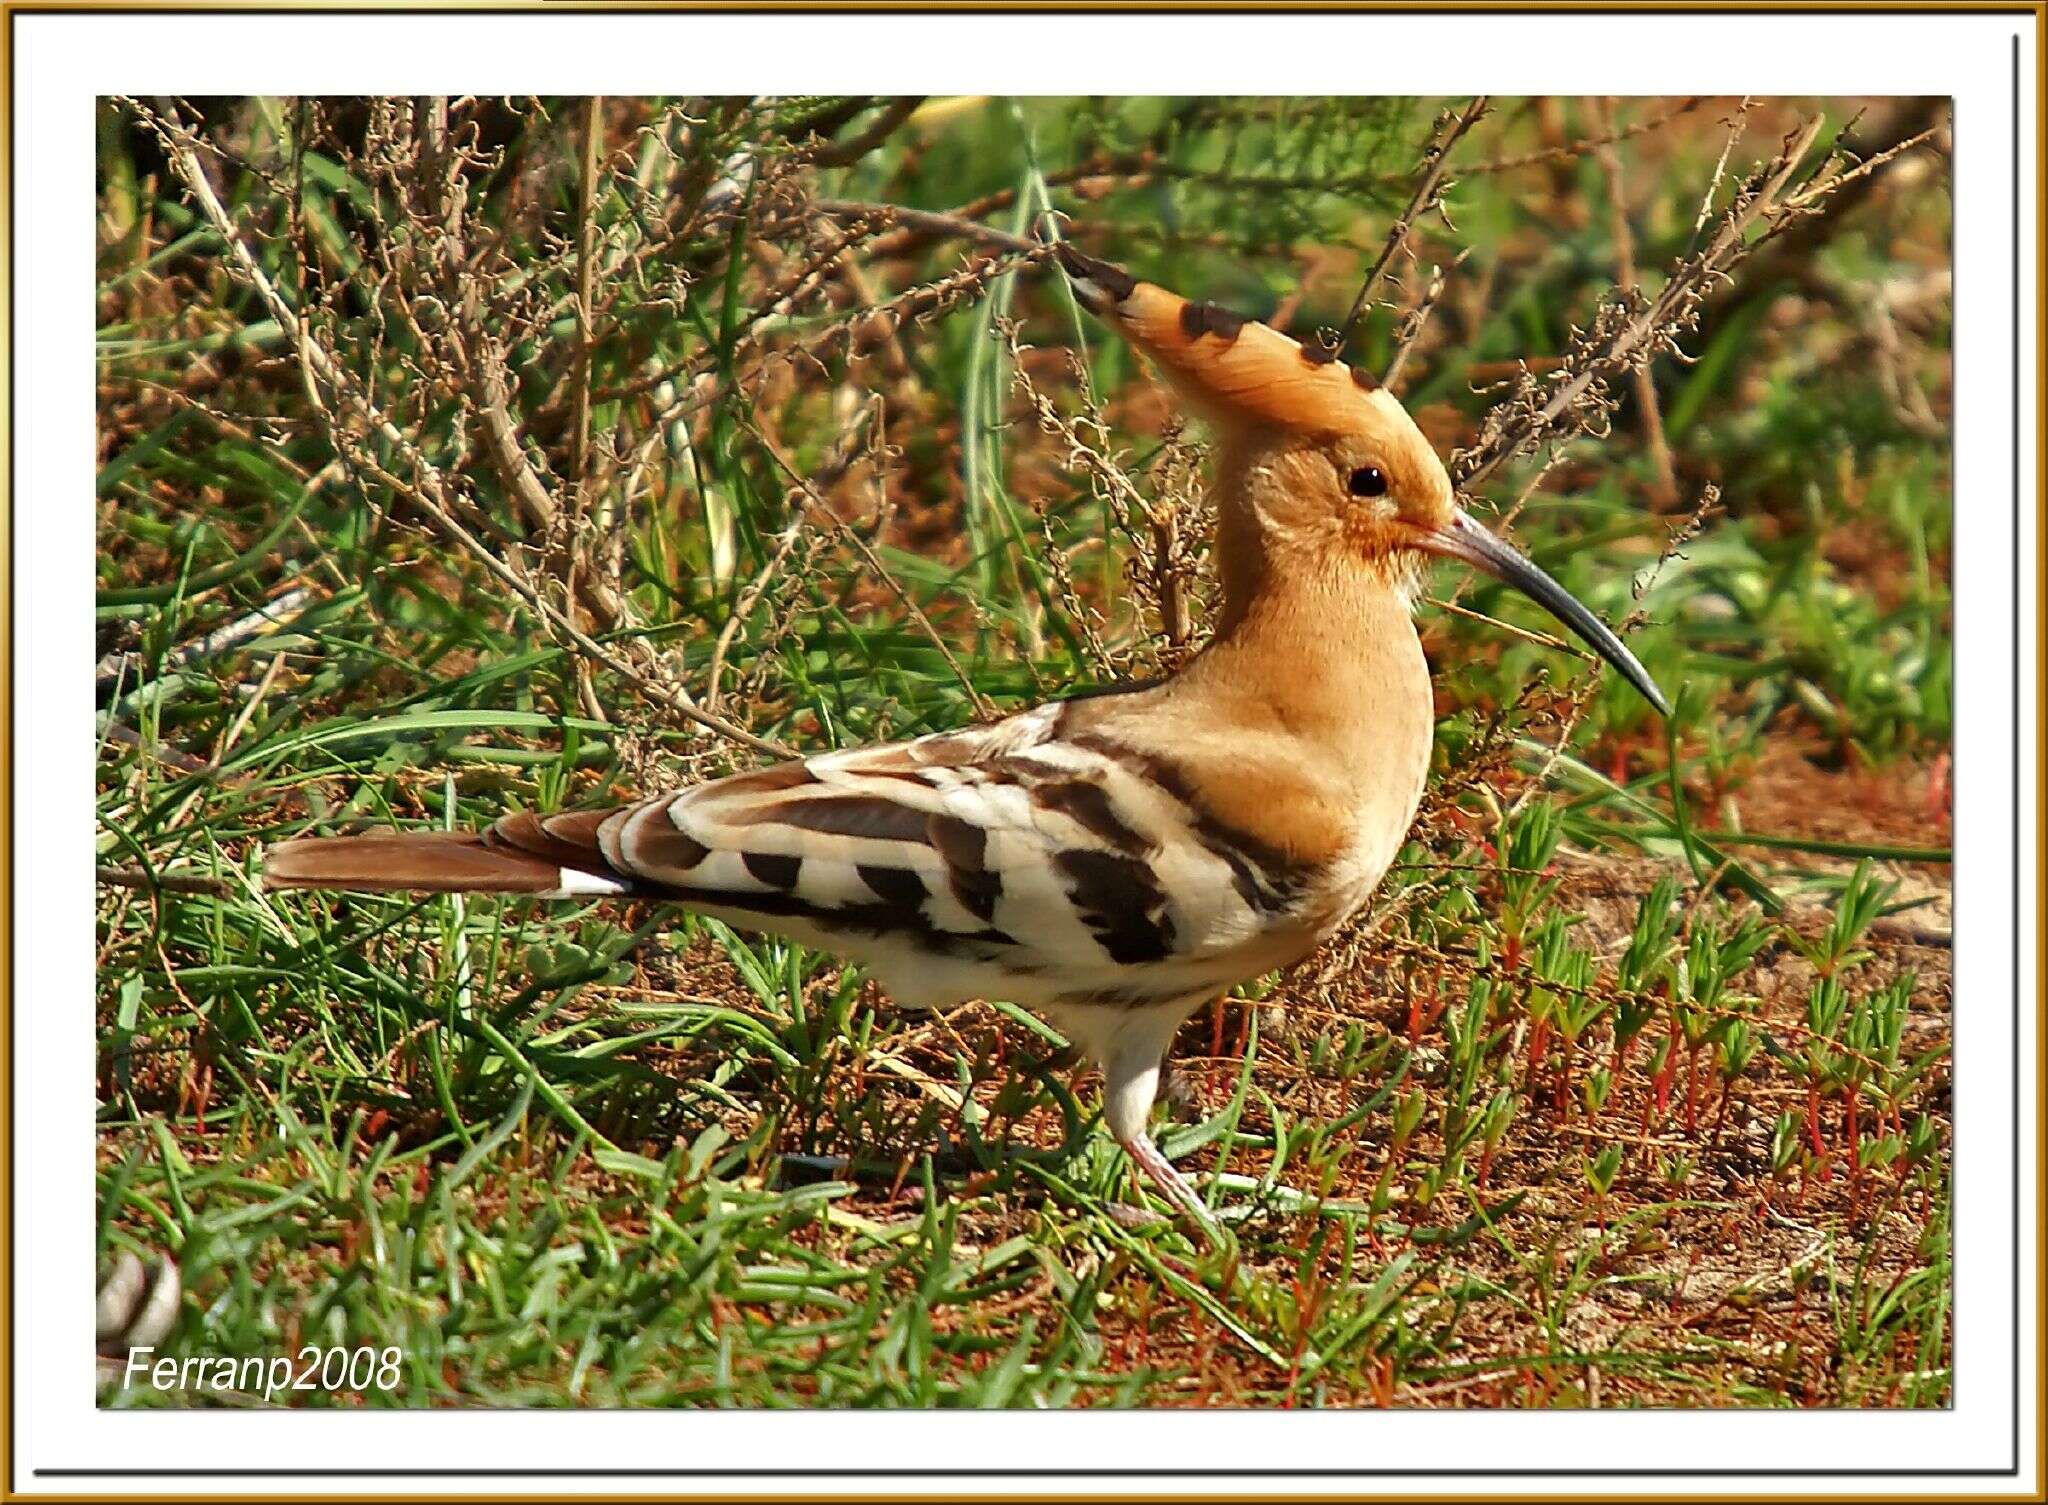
[2010,21,2026,1484]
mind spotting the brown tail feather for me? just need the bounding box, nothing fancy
[489,809,616,873]
[265,830,585,895]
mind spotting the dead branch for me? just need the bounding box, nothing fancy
[131,96,787,761]
[1453,116,1829,492]
[704,402,880,710]
[1465,96,1706,176]
[1383,250,1468,393]
[1342,96,1490,348]
[570,95,602,519]
[97,865,233,899]
[816,198,1037,257]
[1590,97,1679,508]
[97,587,315,694]
[805,96,925,168]
[745,413,999,721]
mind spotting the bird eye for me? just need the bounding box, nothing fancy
[1348,466,1388,499]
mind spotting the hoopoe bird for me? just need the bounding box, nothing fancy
[265,246,1667,1231]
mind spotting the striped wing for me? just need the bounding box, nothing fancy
[513,703,1321,1010]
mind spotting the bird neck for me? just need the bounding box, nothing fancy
[1209,443,1274,639]
[1183,442,1435,782]
[1189,546,1434,765]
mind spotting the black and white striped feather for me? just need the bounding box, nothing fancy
[267,699,1326,1024]
[560,703,1317,1014]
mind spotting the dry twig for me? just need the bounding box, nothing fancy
[1590,97,1679,507]
[1454,116,1830,492]
[1466,96,1706,176]
[1342,96,1490,349]
[133,96,788,760]
[745,414,998,721]
[1383,250,1469,393]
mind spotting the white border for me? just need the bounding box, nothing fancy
[31,8,2036,1497]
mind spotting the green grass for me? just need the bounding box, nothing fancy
[97,95,1951,1408]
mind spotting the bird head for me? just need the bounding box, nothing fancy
[1055,244,1669,716]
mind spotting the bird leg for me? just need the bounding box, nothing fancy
[1115,1123,1217,1234]
[1103,1042,1221,1240]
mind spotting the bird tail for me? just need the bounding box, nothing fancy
[263,811,636,898]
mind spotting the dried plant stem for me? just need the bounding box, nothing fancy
[1383,251,1467,393]
[1468,96,1706,176]
[705,521,809,715]
[1590,97,1679,507]
[1000,325,1179,672]
[571,95,602,520]
[1424,597,1585,658]
[97,865,233,899]
[816,198,1037,256]
[1342,96,1489,349]
[144,101,450,521]
[861,153,1157,259]
[406,96,627,637]
[140,97,785,761]
[704,403,879,711]
[1694,98,1754,239]
[96,587,314,693]
[570,95,607,724]
[745,416,998,722]
[618,245,1053,501]
[805,96,925,168]
[1455,115,1829,492]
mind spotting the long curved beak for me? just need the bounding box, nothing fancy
[1415,509,1670,717]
